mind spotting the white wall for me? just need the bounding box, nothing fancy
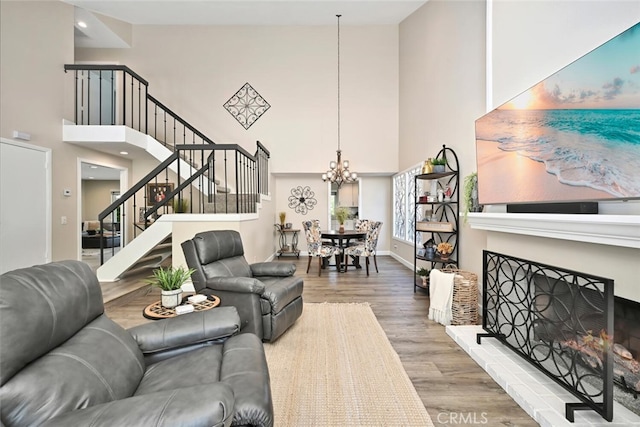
[75,25,399,176]
[397,0,487,276]
[491,0,640,109]
[488,1,640,301]
[0,1,133,262]
[274,175,330,237]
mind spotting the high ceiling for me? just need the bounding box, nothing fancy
[64,1,427,26]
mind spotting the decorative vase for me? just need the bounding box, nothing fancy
[161,289,183,308]
[426,247,435,259]
[422,159,433,174]
[339,224,345,233]
[433,165,445,173]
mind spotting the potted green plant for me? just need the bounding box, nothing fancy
[463,172,482,223]
[417,267,430,286]
[432,158,447,173]
[335,206,350,233]
[145,266,195,308]
[172,198,190,213]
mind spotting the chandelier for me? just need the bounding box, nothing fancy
[322,14,357,188]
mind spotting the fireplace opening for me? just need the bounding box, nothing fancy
[533,273,640,416]
[614,297,640,400]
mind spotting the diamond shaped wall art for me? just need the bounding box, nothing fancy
[223,83,271,130]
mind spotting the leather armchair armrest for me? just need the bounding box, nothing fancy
[128,307,240,355]
[206,276,266,294]
[250,262,296,277]
[41,383,234,427]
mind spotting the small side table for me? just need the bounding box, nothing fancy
[274,225,300,258]
[143,295,220,320]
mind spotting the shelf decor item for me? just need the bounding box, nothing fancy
[417,267,430,286]
[279,211,286,228]
[145,266,195,309]
[437,242,454,260]
[421,159,433,174]
[416,221,453,232]
[431,158,447,173]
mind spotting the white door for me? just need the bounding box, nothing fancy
[0,140,50,274]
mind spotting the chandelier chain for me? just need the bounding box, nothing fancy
[321,13,357,188]
[337,14,341,152]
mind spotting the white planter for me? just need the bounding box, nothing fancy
[161,289,183,308]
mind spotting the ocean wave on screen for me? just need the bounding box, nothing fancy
[476,109,640,197]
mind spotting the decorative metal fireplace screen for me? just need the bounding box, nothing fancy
[478,251,614,422]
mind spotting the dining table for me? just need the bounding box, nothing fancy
[321,229,366,272]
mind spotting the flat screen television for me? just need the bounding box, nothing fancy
[475,22,640,206]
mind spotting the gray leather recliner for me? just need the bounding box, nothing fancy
[0,260,274,427]
[181,230,303,342]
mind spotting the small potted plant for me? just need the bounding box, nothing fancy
[417,267,430,286]
[463,172,483,223]
[145,266,195,308]
[172,198,190,213]
[279,212,286,229]
[335,206,350,233]
[432,158,447,173]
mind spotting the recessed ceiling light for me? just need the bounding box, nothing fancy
[90,165,98,169]
[77,21,87,28]
[120,151,128,155]
[88,176,95,179]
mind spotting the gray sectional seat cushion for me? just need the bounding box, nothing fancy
[0,260,273,427]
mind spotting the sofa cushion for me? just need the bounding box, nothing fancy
[0,261,104,385]
[135,346,223,396]
[0,315,144,427]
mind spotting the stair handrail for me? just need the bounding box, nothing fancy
[66,64,272,266]
[146,94,216,148]
[96,142,269,265]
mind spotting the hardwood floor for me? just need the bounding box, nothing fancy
[105,255,539,427]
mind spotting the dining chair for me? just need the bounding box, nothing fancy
[344,221,383,276]
[302,220,339,276]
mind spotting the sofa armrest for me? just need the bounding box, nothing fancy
[128,307,240,355]
[206,276,265,294]
[250,262,296,277]
[41,383,234,427]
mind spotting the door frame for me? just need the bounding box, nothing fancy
[77,157,128,261]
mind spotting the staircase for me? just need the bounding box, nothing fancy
[64,64,271,282]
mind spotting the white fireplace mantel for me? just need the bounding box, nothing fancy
[466,213,640,249]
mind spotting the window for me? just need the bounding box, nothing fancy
[393,164,421,243]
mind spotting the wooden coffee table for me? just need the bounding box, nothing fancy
[143,295,220,320]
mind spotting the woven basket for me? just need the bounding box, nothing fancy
[441,266,478,325]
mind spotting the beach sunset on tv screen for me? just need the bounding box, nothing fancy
[476,22,640,205]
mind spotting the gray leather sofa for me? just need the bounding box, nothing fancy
[182,230,303,342]
[0,260,273,427]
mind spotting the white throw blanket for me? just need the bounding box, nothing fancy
[428,269,456,325]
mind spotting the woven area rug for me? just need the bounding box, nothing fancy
[264,303,434,426]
